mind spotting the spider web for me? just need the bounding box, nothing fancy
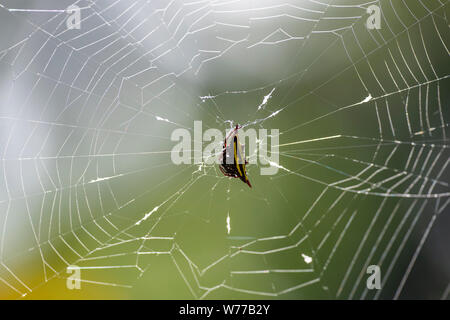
[0,0,448,299]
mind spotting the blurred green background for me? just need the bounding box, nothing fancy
[0,0,448,299]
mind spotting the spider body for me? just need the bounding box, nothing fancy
[219,125,252,188]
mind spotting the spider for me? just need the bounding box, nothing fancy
[218,125,252,188]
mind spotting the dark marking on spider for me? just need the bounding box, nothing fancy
[219,125,252,188]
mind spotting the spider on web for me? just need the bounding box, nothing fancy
[219,125,252,188]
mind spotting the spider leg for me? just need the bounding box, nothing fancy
[224,124,240,145]
[219,166,233,177]
[219,165,238,178]
[219,165,227,176]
